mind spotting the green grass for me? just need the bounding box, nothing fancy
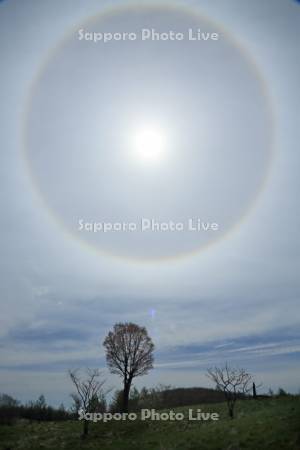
[0,397,300,450]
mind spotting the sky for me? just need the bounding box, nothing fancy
[0,0,300,407]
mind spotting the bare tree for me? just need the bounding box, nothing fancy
[69,368,106,438]
[207,363,252,418]
[103,322,154,413]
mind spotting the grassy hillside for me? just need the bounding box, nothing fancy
[0,396,299,450]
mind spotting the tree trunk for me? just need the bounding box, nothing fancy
[81,419,89,438]
[227,399,235,419]
[122,380,132,413]
[252,382,257,399]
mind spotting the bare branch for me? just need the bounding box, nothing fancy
[207,363,253,419]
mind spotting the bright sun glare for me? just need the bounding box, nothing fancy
[132,125,166,164]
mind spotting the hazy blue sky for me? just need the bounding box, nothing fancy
[0,0,300,406]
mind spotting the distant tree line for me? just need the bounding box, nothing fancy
[0,384,292,427]
[109,385,228,413]
[0,394,71,425]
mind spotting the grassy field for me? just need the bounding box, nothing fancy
[0,396,299,450]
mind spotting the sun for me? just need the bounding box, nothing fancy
[132,125,166,164]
